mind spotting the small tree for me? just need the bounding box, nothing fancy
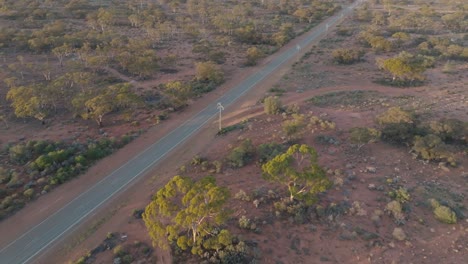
[264,96,282,115]
[412,134,456,166]
[262,144,331,203]
[143,176,231,255]
[77,83,141,127]
[6,85,47,124]
[376,107,413,125]
[377,52,435,83]
[282,114,305,141]
[164,81,192,109]
[331,48,364,65]
[226,139,255,168]
[245,47,263,66]
[377,107,417,143]
[195,61,224,85]
[349,127,381,149]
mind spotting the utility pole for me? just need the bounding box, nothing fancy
[217,102,224,131]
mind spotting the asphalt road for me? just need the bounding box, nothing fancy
[0,2,360,263]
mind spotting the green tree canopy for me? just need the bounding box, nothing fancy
[6,85,47,123]
[377,51,435,83]
[143,175,231,255]
[262,144,331,203]
[74,83,141,126]
[195,61,224,85]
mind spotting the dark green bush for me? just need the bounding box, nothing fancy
[349,127,381,145]
[257,143,286,163]
[226,139,255,168]
[381,123,420,144]
[8,144,31,164]
[412,134,457,166]
[429,118,467,143]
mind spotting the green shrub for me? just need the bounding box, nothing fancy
[23,189,35,200]
[381,123,420,143]
[332,48,364,64]
[385,200,405,224]
[195,61,224,85]
[285,103,300,114]
[257,143,286,163]
[212,160,223,173]
[122,254,134,264]
[113,245,125,257]
[6,173,22,189]
[1,196,13,209]
[377,107,414,125]
[429,118,467,143]
[226,139,255,168]
[245,47,263,66]
[429,199,457,224]
[238,216,251,229]
[9,144,31,164]
[0,167,11,184]
[412,134,456,166]
[264,96,282,114]
[388,187,410,203]
[217,123,244,136]
[234,190,251,201]
[282,114,306,140]
[349,127,381,145]
[84,143,111,161]
[191,155,206,166]
[31,155,53,171]
[208,50,226,64]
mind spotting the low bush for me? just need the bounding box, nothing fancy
[385,200,405,225]
[274,199,311,224]
[0,167,11,184]
[412,134,457,166]
[309,116,336,130]
[429,199,457,224]
[238,216,252,229]
[23,189,34,200]
[234,190,251,201]
[263,96,282,114]
[429,118,467,143]
[377,107,414,125]
[226,139,255,168]
[349,127,381,145]
[388,187,411,204]
[282,114,306,140]
[331,48,364,64]
[217,123,244,136]
[257,143,286,164]
[381,123,420,144]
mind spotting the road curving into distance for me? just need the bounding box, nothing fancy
[0,1,361,263]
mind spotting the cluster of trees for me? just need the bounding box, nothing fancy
[342,0,468,86]
[143,174,253,261]
[376,51,435,84]
[0,0,343,127]
[0,136,134,220]
[5,76,141,126]
[332,48,365,64]
[351,107,467,166]
[143,141,332,260]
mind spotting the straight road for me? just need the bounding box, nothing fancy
[0,1,360,263]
